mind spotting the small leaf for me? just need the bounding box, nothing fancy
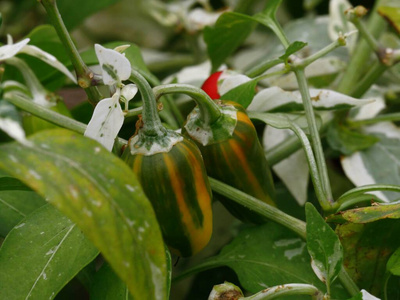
[204,12,256,72]
[279,41,308,64]
[95,44,131,85]
[220,78,257,108]
[0,204,99,300]
[0,130,167,300]
[327,121,380,155]
[387,247,400,276]
[305,203,343,285]
[84,94,124,151]
[248,86,374,112]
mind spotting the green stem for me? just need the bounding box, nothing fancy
[349,62,388,98]
[244,284,324,300]
[349,112,400,127]
[335,194,385,212]
[294,33,350,69]
[153,84,222,125]
[350,15,380,53]
[336,0,386,95]
[245,58,282,78]
[129,69,165,137]
[294,68,333,204]
[39,0,102,105]
[338,184,400,202]
[209,177,307,239]
[4,93,127,148]
[338,268,360,296]
[265,134,301,166]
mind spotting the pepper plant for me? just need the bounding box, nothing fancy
[1,0,400,299]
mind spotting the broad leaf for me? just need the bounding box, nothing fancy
[203,12,256,72]
[305,203,343,285]
[190,223,348,299]
[387,247,400,276]
[0,188,45,237]
[337,219,400,296]
[0,204,99,300]
[0,176,31,192]
[342,122,400,202]
[248,86,374,112]
[0,129,167,300]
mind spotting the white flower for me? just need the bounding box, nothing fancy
[0,35,76,83]
[84,44,138,151]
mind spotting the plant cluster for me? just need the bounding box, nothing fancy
[1,0,400,299]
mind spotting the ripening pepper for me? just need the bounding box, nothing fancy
[153,83,276,224]
[121,71,213,257]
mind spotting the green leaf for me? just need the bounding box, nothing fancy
[57,0,121,30]
[0,204,99,300]
[337,219,400,295]
[203,12,256,72]
[0,129,167,300]
[190,223,348,299]
[378,5,400,35]
[333,203,400,223]
[0,176,31,191]
[0,188,45,237]
[90,263,133,300]
[305,203,343,286]
[279,41,308,64]
[220,79,258,108]
[387,247,400,276]
[327,121,380,156]
[253,0,283,28]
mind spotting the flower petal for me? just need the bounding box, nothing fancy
[95,44,131,85]
[84,95,124,151]
[20,45,77,84]
[0,38,30,61]
[121,84,138,102]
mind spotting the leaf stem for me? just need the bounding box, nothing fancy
[294,68,333,205]
[39,0,102,105]
[153,84,222,125]
[245,58,282,78]
[349,62,388,98]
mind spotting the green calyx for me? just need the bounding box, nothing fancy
[128,129,183,156]
[127,69,184,155]
[184,102,237,146]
